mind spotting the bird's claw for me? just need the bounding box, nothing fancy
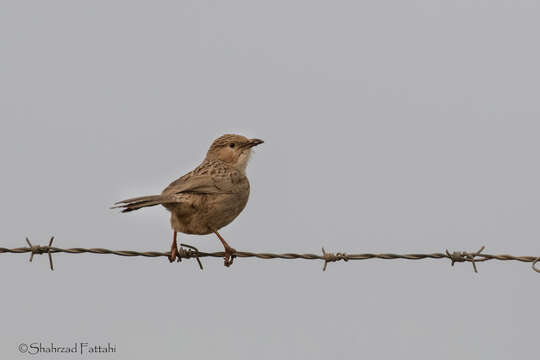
[224,247,236,267]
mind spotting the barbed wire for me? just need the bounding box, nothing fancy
[0,236,539,273]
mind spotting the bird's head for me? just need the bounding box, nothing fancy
[205,134,264,173]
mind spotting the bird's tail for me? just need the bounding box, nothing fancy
[111,194,173,213]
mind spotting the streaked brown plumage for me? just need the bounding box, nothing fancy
[113,134,263,266]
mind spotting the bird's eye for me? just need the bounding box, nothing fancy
[229,143,235,148]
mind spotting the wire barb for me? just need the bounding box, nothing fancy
[178,243,204,270]
[322,247,349,271]
[446,246,485,273]
[25,236,55,271]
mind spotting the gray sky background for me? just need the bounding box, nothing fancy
[1,1,539,359]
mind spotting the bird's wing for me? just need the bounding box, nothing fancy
[162,163,237,196]
[163,175,232,195]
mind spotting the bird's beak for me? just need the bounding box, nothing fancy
[244,138,264,148]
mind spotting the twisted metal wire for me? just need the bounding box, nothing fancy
[0,237,539,273]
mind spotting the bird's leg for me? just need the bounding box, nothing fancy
[214,230,236,267]
[169,231,180,263]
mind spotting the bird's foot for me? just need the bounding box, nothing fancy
[224,246,236,267]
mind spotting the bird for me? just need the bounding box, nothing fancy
[112,134,263,266]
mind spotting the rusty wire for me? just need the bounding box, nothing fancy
[0,237,539,273]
